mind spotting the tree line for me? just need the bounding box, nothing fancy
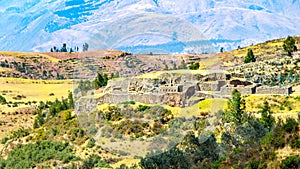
[50,43,89,53]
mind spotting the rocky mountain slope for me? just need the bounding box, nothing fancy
[1,0,299,53]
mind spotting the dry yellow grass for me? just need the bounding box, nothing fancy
[137,69,227,79]
[0,78,72,112]
[245,95,300,114]
[0,51,60,63]
[111,158,141,169]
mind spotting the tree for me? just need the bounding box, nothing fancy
[60,43,67,52]
[283,36,296,56]
[103,74,108,85]
[259,101,275,131]
[53,46,57,52]
[220,47,224,53]
[94,72,107,89]
[244,49,256,63]
[83,43,89,52]
[50,48,53,52]
[68,91,74,109]
[189,62,200,70]
[224,90,245,125]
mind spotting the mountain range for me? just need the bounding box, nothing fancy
[0,0,299,53]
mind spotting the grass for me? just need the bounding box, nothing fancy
[136,69,227,79]
[0,78,72,112]
[0,51,60,63]
[244,95,300,121]
[111,158,141,169]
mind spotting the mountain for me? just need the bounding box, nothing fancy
[0,0,299,53]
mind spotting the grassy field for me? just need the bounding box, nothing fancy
[137,69,227,79]
[0,78,72,112]
[0,51,60,63]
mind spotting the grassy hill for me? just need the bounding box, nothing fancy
[1,36,300,168]
[220,36,300,67]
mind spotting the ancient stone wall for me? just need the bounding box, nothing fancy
[256,86,292,95]
[220,85,255,95]
[199,81,226,91]
[160,86,180,93]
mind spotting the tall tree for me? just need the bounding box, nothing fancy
[244,49,256,63]
[61,43,67,52]
[68,91,74,109]
[224,89,245,125]
[283,36,296,56]
[83,43,89,52]
[94,72,106,89]
[259,101,275,131]
[220,47,224,53]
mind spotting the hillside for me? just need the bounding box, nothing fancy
[220,36,300,67]
[1,36,300,168]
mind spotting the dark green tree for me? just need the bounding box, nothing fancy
[223,90,245,125]
[259,101,275,131]
[94,72,107,89]
[68,91,74,109]
[244,49,256,63]
[220,47,224,53]
[283,36,296,56]
[60,43,67,52]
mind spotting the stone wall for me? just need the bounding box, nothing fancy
[256,86,292,95]
[220,84,256,95]
[199,80,226,91]
[160,86,180,93]
[98,92,184,107]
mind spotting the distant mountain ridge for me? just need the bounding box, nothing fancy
[0,0,299,53]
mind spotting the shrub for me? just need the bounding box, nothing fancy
[138,105,150,112]
[1,137,9,144]
[283,118,298,133]
[0,95,6,104]
[291,140,300,149]
[122,101,136,105]
[0,141,77,169]
[87,138,95,148]
[281,155,300,169]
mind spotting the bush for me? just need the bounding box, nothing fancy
[87,138,95,148]
[281,155,300,169]
[138,105,150,112]
[122,101,136,105]
[82,154,111,169]
[0,140,77,169]
[0,95,6,104]
[283,118,298,133]
[1,137,9,144]
[291,140,300,149]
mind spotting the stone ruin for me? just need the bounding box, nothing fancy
[96,72,293,108]
[220,79,293,96]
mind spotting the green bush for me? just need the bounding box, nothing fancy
[283,118,298,133]
[87,138,95,148]
[1,137,9,144]
[291,140,300,149]
[82,154,111,168]
[0,140,77,169]
[281,155,300,169]
[122,101,136,105]
[138,105,150,112]
[0,95,6,104]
